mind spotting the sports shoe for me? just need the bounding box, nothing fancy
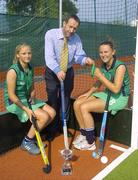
[74,139,96,151]
[21,139,40,155]
[72,134,86,145]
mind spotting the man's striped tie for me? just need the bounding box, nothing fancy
[60,37,68,72]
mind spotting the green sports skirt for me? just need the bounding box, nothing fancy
[6,99,46,122]
[92,92,129,115]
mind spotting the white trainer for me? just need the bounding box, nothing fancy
[72,134,86,145]
[74,139,96,151]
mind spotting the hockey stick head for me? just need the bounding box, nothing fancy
[43,164,51,174]
[92,151,101,159]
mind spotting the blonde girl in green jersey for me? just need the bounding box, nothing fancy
[4,43,56,155]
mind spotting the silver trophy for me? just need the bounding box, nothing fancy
[60,149,73,175]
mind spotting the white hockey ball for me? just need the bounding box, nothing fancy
[100,156,108,164]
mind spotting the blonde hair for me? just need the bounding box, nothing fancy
[13,43,32,64]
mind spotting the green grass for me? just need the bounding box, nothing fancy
[104,150,138,180]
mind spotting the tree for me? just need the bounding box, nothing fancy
[61,0,78,18]
[7,0,36,15]
[6,0,78,18]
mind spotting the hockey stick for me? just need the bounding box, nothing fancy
[90,67,113,159]
[92,87,112,159]
[31,116,51,173]
[91,64,112,158]
[31,114,51,173]
[60,80,69,149]
[60,81,72,157]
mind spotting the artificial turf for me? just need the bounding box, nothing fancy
[104,150,138,180]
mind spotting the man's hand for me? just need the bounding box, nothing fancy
[85,57,95,66]
[57,70,66,81]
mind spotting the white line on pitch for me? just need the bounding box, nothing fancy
[91,147,135,180]
[110,144,128,152]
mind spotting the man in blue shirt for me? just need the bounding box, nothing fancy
[44,14,94,140]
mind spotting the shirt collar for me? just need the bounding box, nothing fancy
[17,61,32,72]
[57,28,64,40]
[104,58,116,71]
[57,28,72,41]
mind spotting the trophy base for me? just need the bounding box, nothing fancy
[61,161,72,176]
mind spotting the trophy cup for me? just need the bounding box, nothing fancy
[60,149,73,175]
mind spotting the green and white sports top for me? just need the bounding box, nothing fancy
[4,61,34,106]
[100,59,130,96]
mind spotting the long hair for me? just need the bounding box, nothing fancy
[13,43,32,64]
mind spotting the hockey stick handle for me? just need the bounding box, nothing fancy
[31,116,38,131]
[28,101,39,131]
[104,75,114,111]
[60,80,69,149]
[99,76,113,141]
[104,90,111,111]
[91,65,96,77]
[60,80,66,121]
